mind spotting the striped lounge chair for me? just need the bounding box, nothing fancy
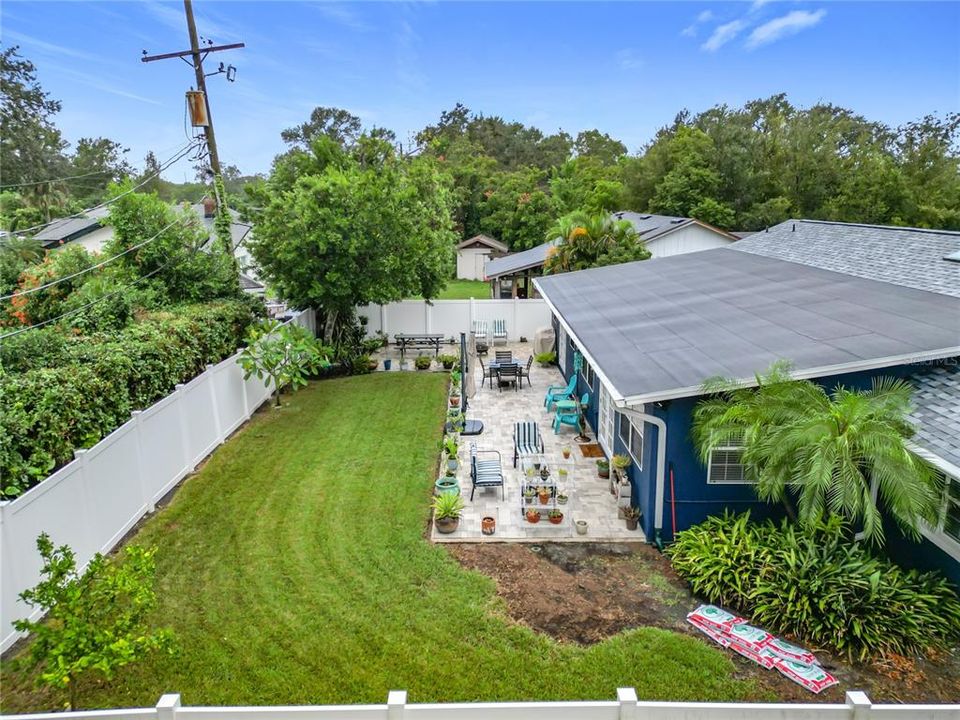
[492,318,507,345]
[513,420,544,468]
[470,443,504,500]
[472,320,488,341]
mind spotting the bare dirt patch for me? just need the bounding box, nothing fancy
[448,542,960,704]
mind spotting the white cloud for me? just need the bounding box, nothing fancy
[697,10,714,23]
[746,9,826,49]
[701,19,747,52]
[617,48,644,71]
[311,2,372,31]
[750,0,773,11]
[3,30,100,62]
[681,24,698,38]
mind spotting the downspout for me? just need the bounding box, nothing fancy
[617,405,667,552]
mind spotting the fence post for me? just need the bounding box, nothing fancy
[156,693,181,720]
[132,411,154,513]
[387,690,406,720]
[73,448,99,555]
[206,365,224,445]
[512,296,519,341]
[469,297,475,334]
[617,687,637,720]
[174,384,192,473]
[846,691,871,720]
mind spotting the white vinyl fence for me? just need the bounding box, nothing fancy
[3,690,957,720]
[358,299,552,343]
[0,310,316,653]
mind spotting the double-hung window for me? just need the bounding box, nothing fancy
[618,412,643,469]
[706,433,751,484]
[580,353,595,388]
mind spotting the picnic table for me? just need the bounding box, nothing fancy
[394,333,444,359]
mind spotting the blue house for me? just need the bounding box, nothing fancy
[534,219,960,582]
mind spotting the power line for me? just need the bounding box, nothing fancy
[0,212,206,340]
[5,142,199,238]
[0,169,118,190]
[0,215,186,302]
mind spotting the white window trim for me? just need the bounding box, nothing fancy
[921,470,960,563]
[557,326,567,374]
[618,412,643,470]
[580,353,595,388]
[705,439,753,485]
[598,385,615,457]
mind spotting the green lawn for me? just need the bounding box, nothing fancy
[0,374,760,712]
[413,279,490,300]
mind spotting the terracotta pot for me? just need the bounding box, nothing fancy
[526,510,541,524]
[450,396,460,407]
[538,492,551,505]
[561,449,571,459]
[481,516,496,535]
[549,513,563,525]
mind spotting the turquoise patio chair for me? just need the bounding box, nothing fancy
[543,373,576,410]
[553,393,589,434]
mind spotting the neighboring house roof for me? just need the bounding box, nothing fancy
[33,216,103,248]
[612,211,738,243]
[239,273,265,292]
[733,220,960,298]
[457,234,508,253]
[534,247,960,404]
[908,363,960,474]
[484,239,561,280]
[731,231,754,240]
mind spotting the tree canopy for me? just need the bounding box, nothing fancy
[247,135,457,333]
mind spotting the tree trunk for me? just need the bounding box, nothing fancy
[322,309,338,346]
[68,674,78,711]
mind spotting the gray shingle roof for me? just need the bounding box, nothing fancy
[457,234,508,252]
[484,239,560,279]
[190,203,252,252]
[908,363,960,472]
[535,248,960,403]
[733,220,960,298]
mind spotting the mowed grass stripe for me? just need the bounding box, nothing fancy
[1,373,761,712]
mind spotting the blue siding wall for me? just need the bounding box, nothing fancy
[550,337,959,582]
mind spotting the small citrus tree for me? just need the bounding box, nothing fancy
[238,319,331,407]
[14,534,173,710]
[692,362,942,545]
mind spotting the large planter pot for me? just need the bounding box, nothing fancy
[598,464,610,479]
[481,516,496,536]
[367,359,379,371]
[435,477,459,495]
[435,517,459,534]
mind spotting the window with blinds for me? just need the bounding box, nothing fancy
[706,435,750,484]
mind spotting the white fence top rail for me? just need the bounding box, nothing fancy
[3,691,958,720]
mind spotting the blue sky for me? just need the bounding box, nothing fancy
[2,1,958,180]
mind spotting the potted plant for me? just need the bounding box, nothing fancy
[433,492,465,533]
[597,459,610,479]
[437,353,458,370]
[414,355,432,371]
[383,358,392,371]
[449,395,461,407]
[548,509,564,525]
[534,351,556,368]
[612,454,631,475]
[537,486,551,505]
[624,506,640,531]
[434,476,459,496]
[539,465,550,481]
[556,493,568,505]
[443,436,459,472]
[558,468,568,481]
[575,519,588,536]
[445,411,465,434]
[526,509,541,524]
[561,445,571,460]
[481,516,496,535]
[523,486,536,505]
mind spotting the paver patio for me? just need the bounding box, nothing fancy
[374,340,639,542]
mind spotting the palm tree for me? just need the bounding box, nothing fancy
[692,362,942,545]
[0,236,44,264]
[543,211,650,274]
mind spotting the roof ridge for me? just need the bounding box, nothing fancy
[792,219,960,237]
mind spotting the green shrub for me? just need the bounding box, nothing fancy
[668,512,960,660]
[0,300,256,498]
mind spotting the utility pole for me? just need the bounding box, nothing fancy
[141,0,243,272]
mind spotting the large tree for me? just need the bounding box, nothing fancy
[247,135,456,340]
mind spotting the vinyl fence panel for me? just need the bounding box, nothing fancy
[0,310,314,652]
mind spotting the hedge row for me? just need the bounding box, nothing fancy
[0,300,256,499]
